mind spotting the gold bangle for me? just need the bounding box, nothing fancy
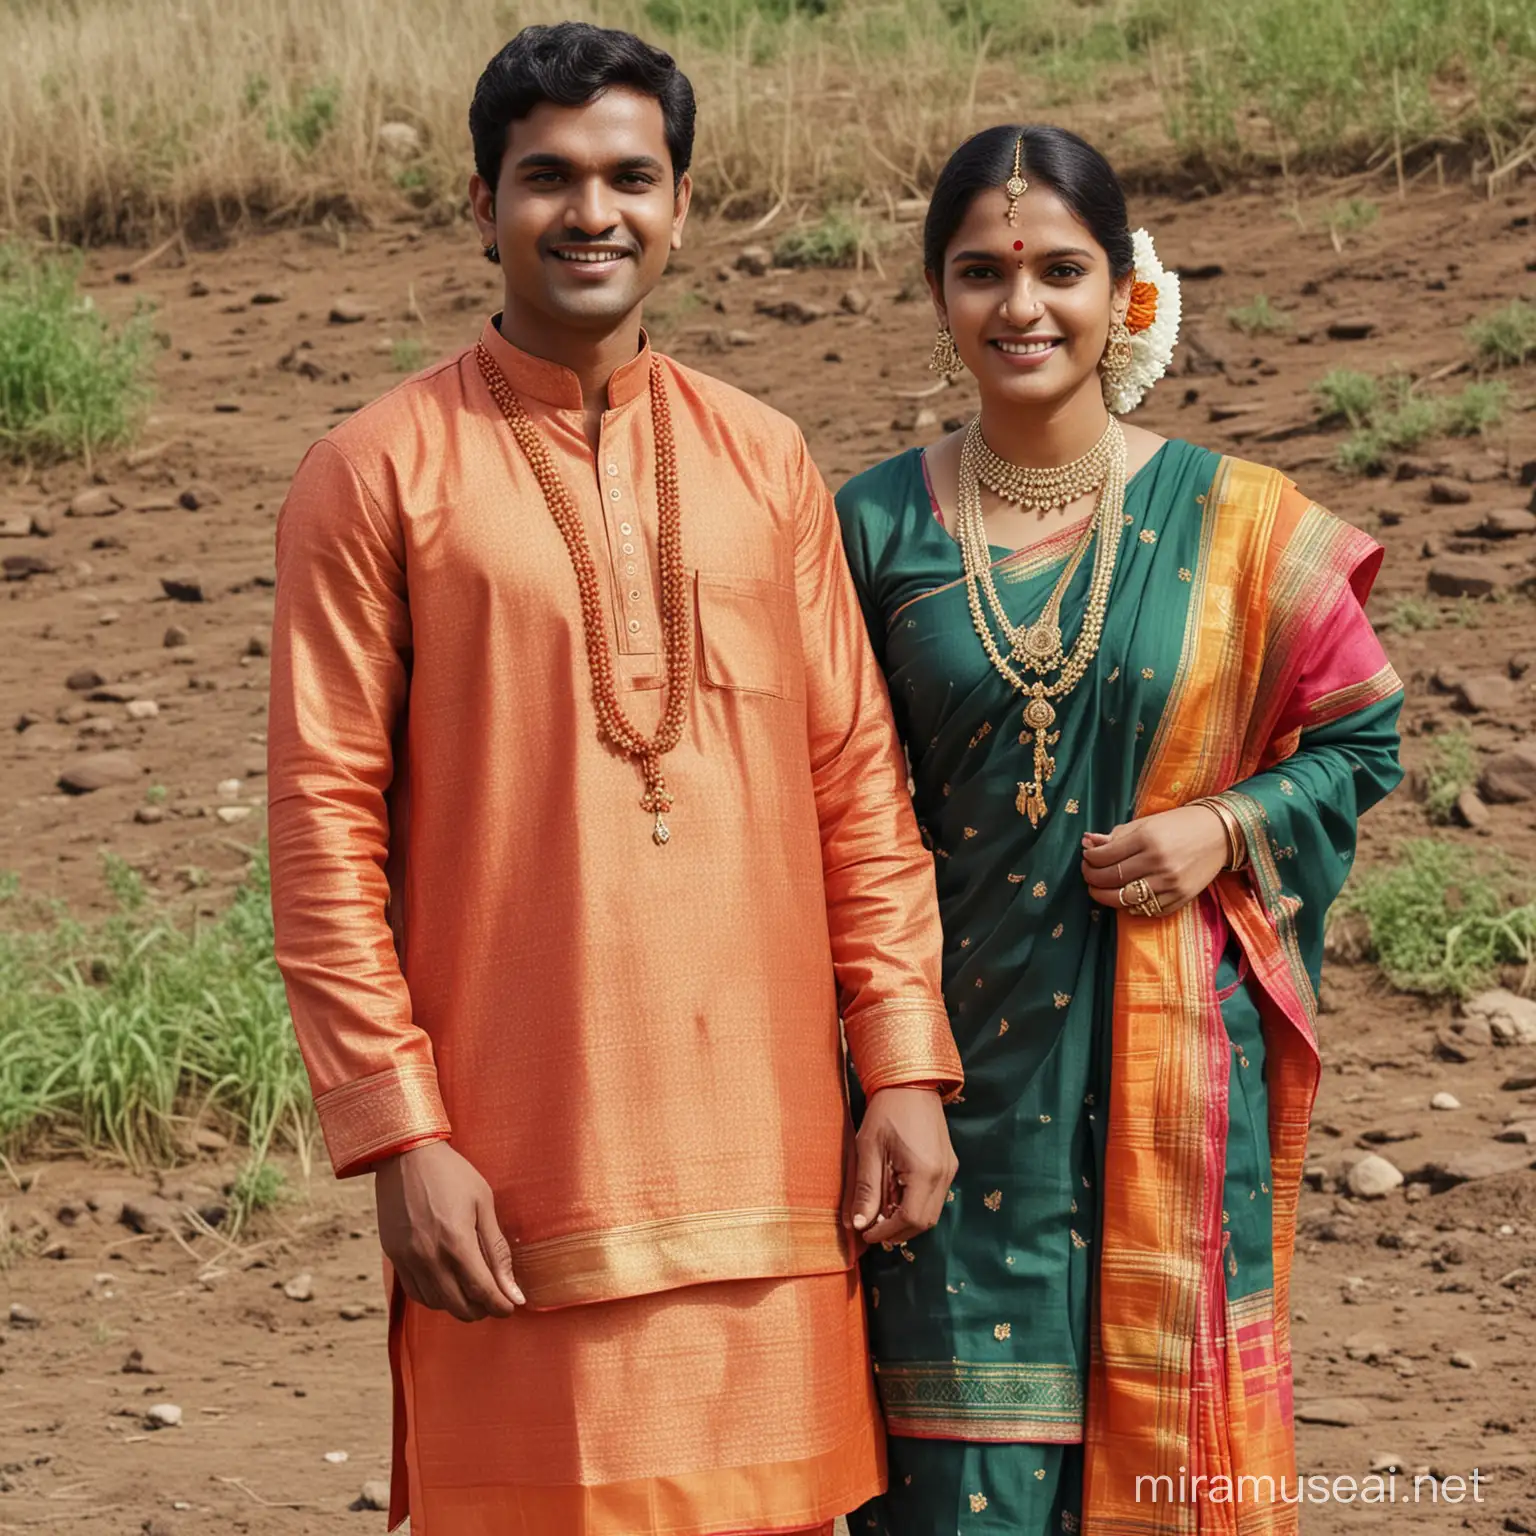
[1195,797,1246,872]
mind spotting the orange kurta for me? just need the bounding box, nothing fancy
[267,317,962,1534]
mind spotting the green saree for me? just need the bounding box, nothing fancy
[835,440,1403,1535]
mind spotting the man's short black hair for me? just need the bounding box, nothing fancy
[469,22,697,189]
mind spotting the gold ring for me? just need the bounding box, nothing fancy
[1116,862,1124,884]
[1123,878,1153,908]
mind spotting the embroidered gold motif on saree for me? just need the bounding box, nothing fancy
[971,1492,991,1512]
[984,1189,1003,1211]
[1065,800,1079,814]
[998,1019,1011,1035]
[1070,1229,1088,1248]
[992,1325,1011,1343]
[1052,923,1064,938]
[969,721,993,748]
[1039,1113,1052,1123]
[1053,992,1071,1008]
[964,827,978,838]
[1107,666,1120,682]
[1179,567,1193,581]
[1036,1468,1048,1480]
[1033,881,1048,898]
[1008,872,1025,884]
[1141,667,1154,679]
[1139,528,1157,544]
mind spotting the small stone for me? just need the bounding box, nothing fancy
[1431,1091,1462,1111]
[30,510,55,537]
[120,1193,182,1234]
[145,1403,183,1429]
[1295,1397,1373,1427]
[329,297,369,324]
[217,777,243,799]
[1481,740,1536,803]
[1467,990,1536,1046]
[0,513,32,537]
[1481,509,1536,538]
[135,805,165,825]
[724,329,759,347]
[734,245,771,277]
[754,298,828,325]
[377,121,423,159]
[59,751,142,794]
[1428,479,1473,504]
[1494,1122,1536,1144]
[1425,1145,1536,1186]
[339,1303,368,1321]
[354,1480,391,1512]
[67,487,123,518]
[160,575,205,603]
[250,290,286,306]
[3,553,59,580]
[1344,1332,1392,1363]
[1452,675,1516,713]
[283,1272,315,1302]
[163,624,191,648]
[1326,319,1377,341]
[216,805,254,824]
[839,288,873,316]
[8,1303,40,1328]
[1453,788,1490,829]
[122,1345,164,1374]
[66,666,105,691]
[1427,557,1506,599]
[1369,1452,1410,1474]
[1346,1154,1404,1199]
[245,633,271,658]
[1449,1350,1477,1370]
[323,1450,349,1464]
[178,483,221,511]
[126,700,160,720]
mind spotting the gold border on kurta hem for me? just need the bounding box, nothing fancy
[513,1206,855,1309]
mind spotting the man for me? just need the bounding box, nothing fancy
[267,21,961,1536]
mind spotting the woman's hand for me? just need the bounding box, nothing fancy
[1080,803,1230,917]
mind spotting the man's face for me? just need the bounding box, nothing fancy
[471,87,690,336]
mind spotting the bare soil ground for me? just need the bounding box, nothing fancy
[2,183,1535,1534]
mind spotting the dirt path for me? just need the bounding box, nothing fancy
[2,184,1535,1532]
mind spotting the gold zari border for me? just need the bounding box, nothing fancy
[513,1206,854,1310]
[315,1062,450,1176]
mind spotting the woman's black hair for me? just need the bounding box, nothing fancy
[469,22,697,190]
[924,125,1133,284]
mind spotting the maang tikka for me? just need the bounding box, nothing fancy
[1004,136,1029,225]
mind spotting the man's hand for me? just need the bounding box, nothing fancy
[844,1087,958,1247]
[1080,804,1229,918]
[375,1141,524,1322]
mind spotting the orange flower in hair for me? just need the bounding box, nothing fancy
[1126,278,1159,335]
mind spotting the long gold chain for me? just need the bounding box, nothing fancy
[476,343,693,847]
[955,416,1128,826]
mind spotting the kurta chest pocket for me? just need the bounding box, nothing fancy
[695,573,801,701]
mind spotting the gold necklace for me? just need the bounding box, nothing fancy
[972,417,1116,515]
[955,416,1128,826]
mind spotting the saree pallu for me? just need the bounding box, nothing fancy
[835,442,1403,1536]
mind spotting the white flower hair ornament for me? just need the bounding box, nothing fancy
[1102,227,1181,416]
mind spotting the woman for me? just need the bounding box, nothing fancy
[836,126,1403,1535]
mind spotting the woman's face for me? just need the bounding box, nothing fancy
[928,182,1129,413]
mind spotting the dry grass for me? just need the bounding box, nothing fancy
[1,0,1532,243]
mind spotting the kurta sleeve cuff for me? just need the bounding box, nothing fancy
[314,1063,452,1178]
[845,999,964,1102]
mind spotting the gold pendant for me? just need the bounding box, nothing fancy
[1017,780,1048,826]
[652,811,671,846]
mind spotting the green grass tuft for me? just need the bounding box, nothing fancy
[1384,596,1440,635]
[0,847,313,1169]
[1226,294,1291,337]
[1420,729,1476,824]
[0,243,155,466]
[1337,840,1534,998]
[1466,298,1536,368]
[389,337,428,374]
[1323,372,1507,476]
[773,209,883,269]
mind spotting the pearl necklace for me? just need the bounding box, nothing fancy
[955,416,1128,826]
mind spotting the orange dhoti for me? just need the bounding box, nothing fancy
[397,1267,882,1535]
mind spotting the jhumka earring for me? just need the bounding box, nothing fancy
[1100,317,1133,391]
[1004,135,1029,225]
[483,241,500,264]
[929,327,964,380]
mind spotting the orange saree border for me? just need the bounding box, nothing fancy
[1083,461,1384,1536]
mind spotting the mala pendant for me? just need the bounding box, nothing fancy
[652,811,671,847]
[1017,694,1059,826]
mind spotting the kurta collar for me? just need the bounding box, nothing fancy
[479,316,653,411]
